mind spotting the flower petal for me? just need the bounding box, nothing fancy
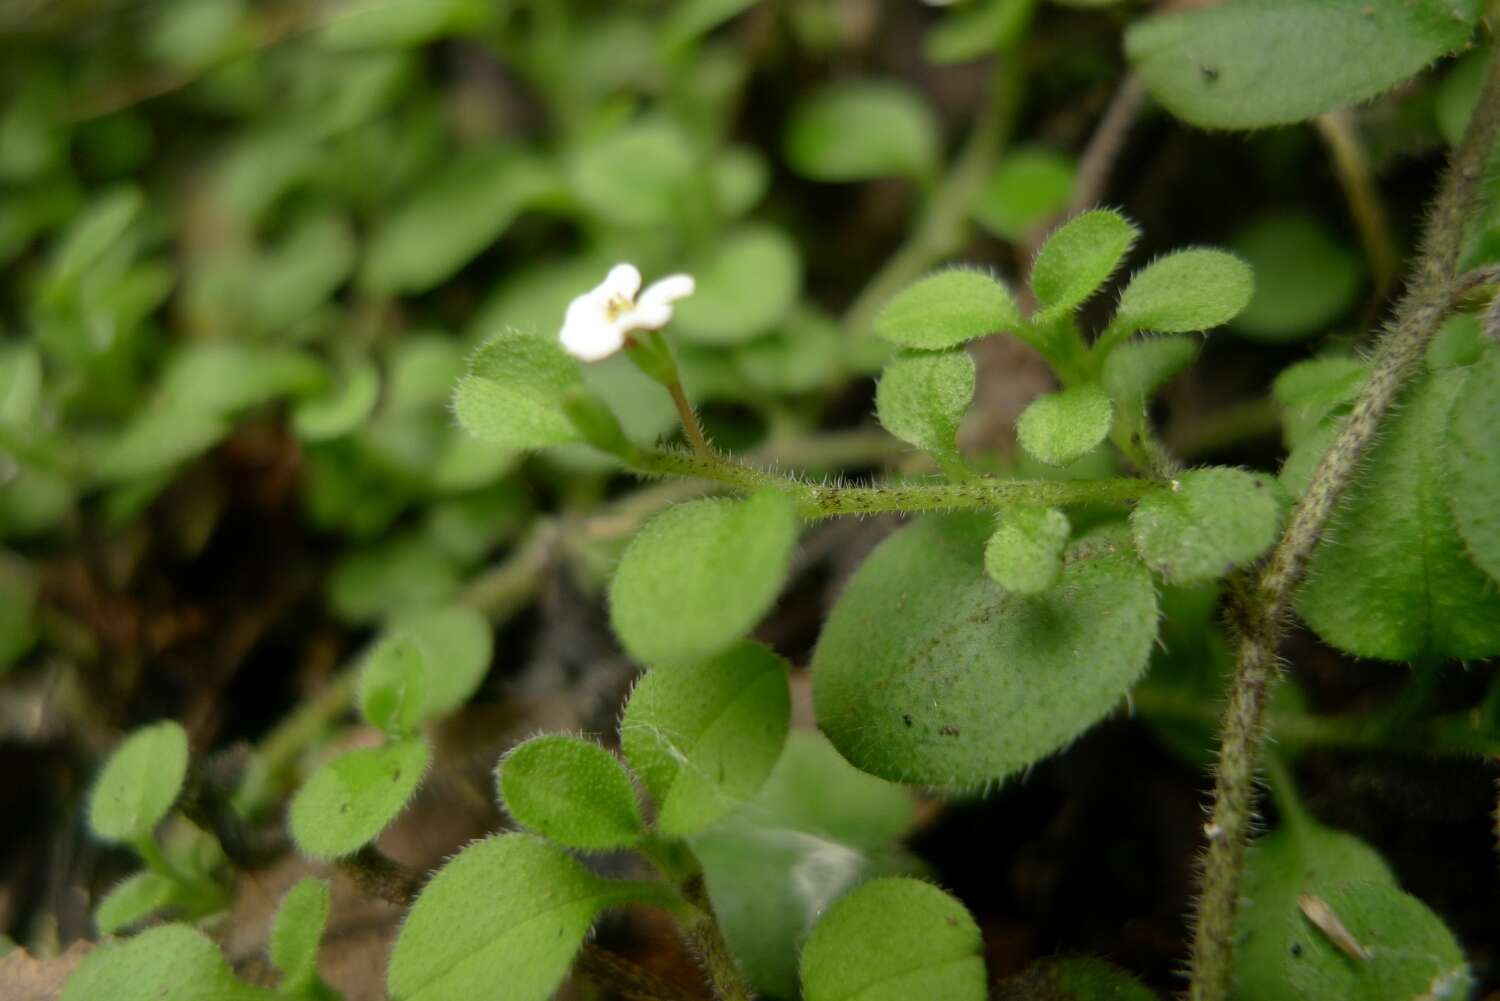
[603,263,642,302]
[639,273,696,311]
[560,312,627,362]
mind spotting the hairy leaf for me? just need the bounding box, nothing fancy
[289,738,429,860]
[62,924,271,1001]
[610,491,798,665]
[452,328,585,451]
[88,721,190,844]
[800,878,986,1001]
[1030,210,1139,320]
[1110,249,1254,339]
[1126,0,1480,129]
[984,506,1071,594]
[498,734,645,850]
[876,350,975,470]
[1447,347,1500,583]
[1016,384,1113,467]
[874,269,1022,349]
[269,878,329,990]
[358,633,428,737]
[620,641,791,836]
[1131,467,1284,583]
[813,518,1157,788]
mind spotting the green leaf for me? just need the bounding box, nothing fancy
[694,731,916,997]
[94,871,177,935]
[1131,468,1284,583]
[1234,819,1395,1001]
[292,358,380,441]
[569,119,699,228]
[1295,370,1500,661]
[995,956,1160,1001]
[362,150,558,294]
[452,329,585,451]
[159,342,326,415]
[388,605,492,719]
[925,0,1033,64]
[609,491,798,665]
[387,833,633,1001]
[1447,347,1500,584]
[800,878,986,1001]
[253,213,356,336]
[1030,210,1139,320]
[1109,249,1254,339]
[497,734,645,850]
[358,633,427,736]
[1125,0,1481,130]
[1283,882,1471,1001]
[663,0,758,46]
[620,641,791,836]
[1272,355,1368,448]
[876,351,975,471]
[813,518,1158,787]
[674,224,802,344]
[88,721,190,844]
[1101,335,1199,403]
[1229,214,1362,341]
[289,737,429,860]
[269,877,329,990]
[785,81,939,182]
[874,269,1023,349]
[328,535,462,625]
[319,0,492,47]
[1016,384,1113,467]
[62,924,272,1001]
[972,146,1077,242]
[95,402,228,484]
[984,506,1071,594]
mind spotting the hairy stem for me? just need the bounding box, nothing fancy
[629,447,1155,517]
[668,381,713,457]
[1187,48,1500,1001]
[681,875,755,1001]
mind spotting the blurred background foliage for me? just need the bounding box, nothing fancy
[2,0,1499,993]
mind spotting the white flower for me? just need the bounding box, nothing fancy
[558,263,696,362]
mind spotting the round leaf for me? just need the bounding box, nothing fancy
[362,150,557,294]
[289,737,429,860]
[1283,882,1470,1001]
[88,721,190,844]
[620,641,791,836]
[269,877,330,989]
[452,329,585,451]
[387,834,629,1001]
[785,81,939,182]
[984,506,1071,594]
[1230,214,1361,342]
[813,518,1158,788]
[876,350,975,470]
[1295,370,1500,661]
[972,146,1077,242]
[1016,384,1113,467]
[1030,210,1139,320]
[674,224,801,344]
[358,633,428,736]
[1235,819,1396,1001]
[569,119,698,228]
[800,878,986,1001]
[94,871,177,935]
[609,490,798,665]
[1126,0,1481,130]
[1111,249,1254,337]
[62,924,272,1001]
[1130,467,1284,583]
[1447,347,1500,584]
[498,734,645,850]
[292,359,380,441]
[874,268,1022,349]
[388,604,494,720]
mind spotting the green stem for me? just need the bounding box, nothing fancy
[842,42,1028,334]
[629,447,1155,518]
[1186,47,1500,1001]
[668,380,713,457]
